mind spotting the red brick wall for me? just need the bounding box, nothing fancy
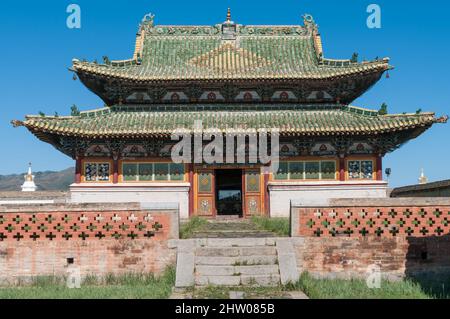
[291,200,450,280]
[0,205,179,285]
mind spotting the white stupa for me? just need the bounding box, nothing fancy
[418,168,428,185]
[21,163,37,192]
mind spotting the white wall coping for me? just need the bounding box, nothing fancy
[269,181,388,187]
[70,182,190,188]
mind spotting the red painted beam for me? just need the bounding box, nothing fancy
[113,158,119,184]
[376,155,383,181]
[339,156,346,181]
[75,156,82,184]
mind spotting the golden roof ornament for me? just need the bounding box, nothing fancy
[226,8,231,22]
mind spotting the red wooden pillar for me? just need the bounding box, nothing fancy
[188,164,194,217]
[75,156,82,184]
[113,157,119,184]
[376,155,383,181]
[339,156,346,181]
[263,170,270,216]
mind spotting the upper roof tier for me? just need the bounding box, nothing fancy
[71,12,392,105]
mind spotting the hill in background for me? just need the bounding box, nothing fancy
[0,168,74,191]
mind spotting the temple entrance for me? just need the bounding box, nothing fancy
[215,169,243,217]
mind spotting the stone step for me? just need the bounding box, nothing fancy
[196,265,280,276]
[198,238,276,247]
[195,255,278,266]
[191,231,277,238]
[240,274,281,286]
[196,246,277,257]
[195,275,241,286]
[195,274,281,287]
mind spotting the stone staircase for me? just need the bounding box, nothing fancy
[188,220,277,238]
[173,237,300,288]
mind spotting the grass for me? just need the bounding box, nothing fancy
[191,273,443,299]
[251,216,290,236]
[0,267,175,299]
[179,216,208,239]
[293,272,432,299]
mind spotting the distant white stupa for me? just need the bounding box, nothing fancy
[418,168,428,185]
[21,163,37,192]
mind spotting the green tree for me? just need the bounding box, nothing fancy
[378,103,388,115]
[71,104,80,116]
[350,52,359,63]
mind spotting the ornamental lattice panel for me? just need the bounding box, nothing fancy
[298,207,450,238]
[0,211,169,242]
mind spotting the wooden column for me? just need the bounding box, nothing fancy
[113,157,119,184]
[188,164,194,217]
[376,155,383,181]
[263,170,270,216]
[75,156,82,184]
[339,156,346,181]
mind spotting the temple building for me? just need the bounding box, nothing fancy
[12,11,446,218]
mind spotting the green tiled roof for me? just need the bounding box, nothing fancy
[15,105,440,138]
[72,17,390,81]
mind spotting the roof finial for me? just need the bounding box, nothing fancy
[226,8,231,22]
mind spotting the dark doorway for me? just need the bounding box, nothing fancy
[215,169,243,217]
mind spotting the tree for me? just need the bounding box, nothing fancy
[378,103,388,115]
[71,104,80,116]
[350,52,359,63]
[38,111,45,117]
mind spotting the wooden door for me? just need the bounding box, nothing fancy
[243,169,264,217]
[194,168,216,217]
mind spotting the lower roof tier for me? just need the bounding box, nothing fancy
[13,104,445,139]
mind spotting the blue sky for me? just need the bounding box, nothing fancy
[0,0,448,187]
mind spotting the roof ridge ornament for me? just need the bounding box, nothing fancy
[142,13,155,27]
[221,8,236,40]
[226,8,231,23]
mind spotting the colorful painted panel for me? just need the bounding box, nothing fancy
[138,163,153,181]
[289,162,304,180]
[154,163,169,181]
[197,197,213,216]
[85,163,98,182]
[348,160,373,180]
[274,162,288,180]
[123,163,138,181]
[198,172,213,193]
[321,161,336,179]
[85,163,110,182]
[246,171,260,193]
[305,162,320,180]
[246,196,260,216]
[170,163,184,181]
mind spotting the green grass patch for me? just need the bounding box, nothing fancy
[293,272,432,299]
[0,267,175,299]
[179,216,208,239]
[251,216,290,236]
